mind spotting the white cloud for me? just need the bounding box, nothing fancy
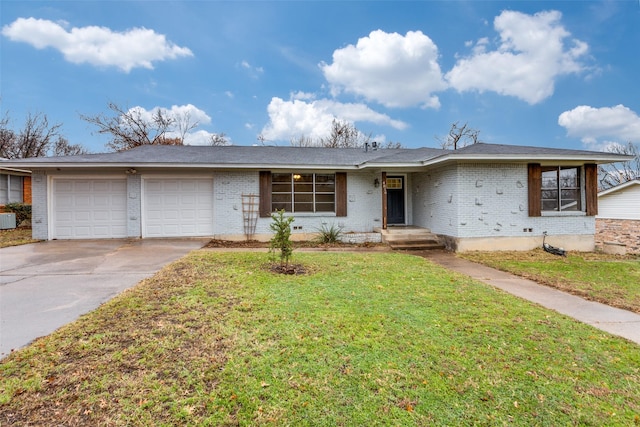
[320,30,446,109]
[128,104,217,144]
[446,10,589,104]
[558,105,640,149]
[137,104,212,126]
[239,60,264,78]
[1,17,192,72]
[291,91,316,101]
[182,130,215,146]
[260,97,408,142]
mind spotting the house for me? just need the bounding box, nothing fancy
[1,143,632,251]
[596,179,640,254]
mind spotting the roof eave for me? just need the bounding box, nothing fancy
[423,153,634,166]
[598,179,640,196]
[16,162,366,170]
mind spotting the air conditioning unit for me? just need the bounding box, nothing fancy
[0,213,17,229]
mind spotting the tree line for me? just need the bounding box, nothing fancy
[1,103,637,189]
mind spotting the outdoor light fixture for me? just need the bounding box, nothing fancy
[374,178,380,188]
[126,168,137,174]
[293,174,301,180]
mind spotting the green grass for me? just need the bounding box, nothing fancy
[460,249,640,314]
[0,228,38,248]
[1,251,639,426]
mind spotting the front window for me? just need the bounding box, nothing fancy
[0,174,24,205]
[541,166,581,211]
[271,173,335,213]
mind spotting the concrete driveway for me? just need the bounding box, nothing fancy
[0,238,207,359]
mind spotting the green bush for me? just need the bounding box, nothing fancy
[269,210,294,268]
[315,223,343,244]
[4,203,32,226]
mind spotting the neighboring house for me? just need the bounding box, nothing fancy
[596,179,640,254]
[1,143,632,251]
[0,167,32,210]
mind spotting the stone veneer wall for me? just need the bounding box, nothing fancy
[595,218,640,254]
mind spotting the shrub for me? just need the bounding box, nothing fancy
[316,223,343,244]
[4,203,32,226]
[269,210,294,268]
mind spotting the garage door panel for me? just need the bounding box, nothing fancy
[143,178,213,237]
[53,179,127,239]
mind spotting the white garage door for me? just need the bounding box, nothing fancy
[143,178,213,237]
[52,178,127,239]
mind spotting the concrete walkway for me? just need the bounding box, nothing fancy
[423,250,640,345]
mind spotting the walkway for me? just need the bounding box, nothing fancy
[423,250,640,345]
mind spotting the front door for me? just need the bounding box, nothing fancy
[386,176,405,225]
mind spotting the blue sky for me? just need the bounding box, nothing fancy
[1,1,640,153]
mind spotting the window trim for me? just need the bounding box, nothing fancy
[271,172,336,213]
[541,166,582,212]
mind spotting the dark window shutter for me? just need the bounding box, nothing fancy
[259,171,272,217]
[585,163,598,216]
[528,163,541,217]
[335,172,347,217]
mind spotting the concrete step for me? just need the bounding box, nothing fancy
[378,226,445,251]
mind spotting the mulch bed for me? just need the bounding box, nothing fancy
[204,239,387,250]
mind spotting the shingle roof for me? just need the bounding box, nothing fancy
[1,142,632,169]
[454,143,610,157]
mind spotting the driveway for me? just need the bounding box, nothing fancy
[0,238,207,359]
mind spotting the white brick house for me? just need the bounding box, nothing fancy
[5,143,632,251]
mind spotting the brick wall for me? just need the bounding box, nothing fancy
[30,170,48,240]
[596,218,640,254]
[23,176,32,204]
[211,170,382,239]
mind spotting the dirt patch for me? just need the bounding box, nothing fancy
[269,263,308,275]
[205,239,269,248]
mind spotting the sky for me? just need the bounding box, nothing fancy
[1,0,640,154]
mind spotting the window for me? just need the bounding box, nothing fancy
[541,166,581,211]
[0,174,24,205]
[528,163,597,217]
[386,177,403,189]
[259,171,347,217]
[271,173,336,213]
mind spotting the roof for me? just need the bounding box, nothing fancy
[598,179,640,197]
[0,143,633,170]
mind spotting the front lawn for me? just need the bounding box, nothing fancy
[1,252,638,425]
[0,228,38,248]
[460,249,640,314]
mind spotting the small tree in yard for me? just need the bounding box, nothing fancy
[269,210,294,269]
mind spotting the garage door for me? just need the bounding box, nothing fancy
[52,178,127,239]
[143,178,213,237]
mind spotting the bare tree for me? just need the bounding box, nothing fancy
[174,109,200,143]
[290,119,399,148]
[209,132,231,146]
[436,121,482,150]
[52,137,87,157]
[81,102,204,152]
[0,111,86,158]
[598,142,640,189]
[320,119,372,148]
[259,119,401,149]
